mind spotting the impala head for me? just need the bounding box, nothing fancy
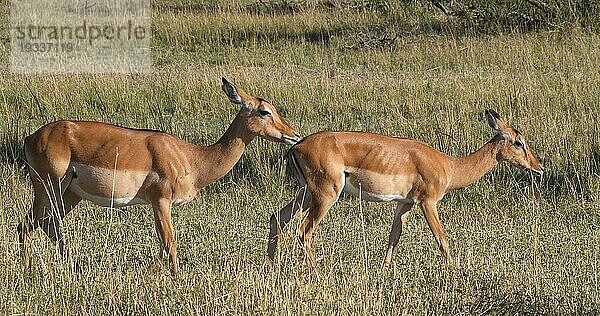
[221,78,301,145]
[486,109,543,176]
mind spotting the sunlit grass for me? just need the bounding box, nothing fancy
[0,1,599,315]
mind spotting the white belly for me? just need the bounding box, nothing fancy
[343,179,415,203]
[342,169,417,203]
[69,181,147,207]
[69,163,149,207]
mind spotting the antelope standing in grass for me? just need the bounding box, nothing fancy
[19,78,300,276]
[267,110,542,269]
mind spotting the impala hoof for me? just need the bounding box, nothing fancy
[148,257,164,274]
[69,261,83,275]
[264,256,275,269]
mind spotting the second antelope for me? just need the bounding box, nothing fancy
[267,110,542,269]
[19,78,300,276]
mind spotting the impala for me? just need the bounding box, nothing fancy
[267,110,543,269]
[19,78,301,276]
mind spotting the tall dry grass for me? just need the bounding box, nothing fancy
[0,1,598,314]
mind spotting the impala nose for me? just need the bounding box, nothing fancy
[532,166,544,177]
[283,132,302,145]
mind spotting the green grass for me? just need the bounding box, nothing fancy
[1,1,599,315]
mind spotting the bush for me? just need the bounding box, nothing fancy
[431,0,600,32]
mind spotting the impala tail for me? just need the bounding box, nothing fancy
[267,109,543,271]
[19,78,300,277]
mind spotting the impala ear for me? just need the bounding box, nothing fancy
[221,77,243,105]
[485,109,508,135]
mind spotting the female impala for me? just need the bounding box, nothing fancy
[19,78,300,276]
[267,110,543,269]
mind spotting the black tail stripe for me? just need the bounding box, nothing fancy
[289,151,307,184]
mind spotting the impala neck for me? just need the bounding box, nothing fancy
[192,112,254,187]
[448,136,503,190]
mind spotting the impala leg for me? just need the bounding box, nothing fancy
[21,149,81,269]
[19,178,80,269]
[297,183,341,270]
[39,190,81,263]
[266,186,311,266]
[151,198,178,277]
[17,206,37,271]
[19,177,50,269]
[420,200,452,264]
[383,202,414,269]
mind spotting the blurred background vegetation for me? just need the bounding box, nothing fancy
[0,0,599,314]
[154,0,600,37]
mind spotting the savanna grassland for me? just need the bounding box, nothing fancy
[1,1,599,314]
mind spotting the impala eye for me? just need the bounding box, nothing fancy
[258,109,272,117]
[514,140,524,148]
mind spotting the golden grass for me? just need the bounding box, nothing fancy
[0,1,599,315]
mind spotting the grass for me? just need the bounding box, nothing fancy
[1,1,599,315]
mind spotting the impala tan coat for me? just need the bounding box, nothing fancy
[267,110,543,269]
[19,78,300,276]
